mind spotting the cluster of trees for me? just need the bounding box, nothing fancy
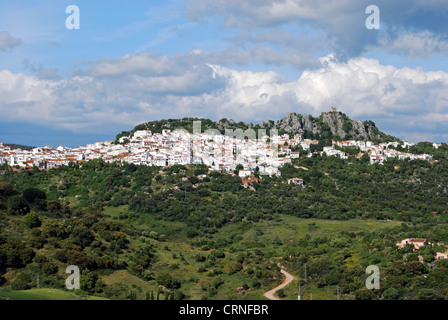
[0,180,156,296]
[1,182,49,216]
[280,222,448,300]
[4,151,448,235]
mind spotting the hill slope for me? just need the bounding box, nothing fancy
[119,110,397,143]
[3,155,448,300]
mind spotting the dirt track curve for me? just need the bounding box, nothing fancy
[263,269,296,300]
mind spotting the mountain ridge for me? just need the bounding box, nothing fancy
[118,109,397,144]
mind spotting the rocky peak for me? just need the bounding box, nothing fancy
[266,109,391,141]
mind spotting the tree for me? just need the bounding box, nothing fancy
[127,291,137,300]
[23,212,41,228]
[383,288,399,300]
[277,289,286,298]
[48,201,62,213]
[7,195,30,215]
[0,182,17,196]
[188,176,199,185]
[72,226,95,248]
[157,273,181,289]
[23,187,46,203]
[416,289,443,300]
[354,288,374,300]
[210,249,225,259]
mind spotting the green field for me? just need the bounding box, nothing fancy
[0,288,107,300]
[98,208,401,300]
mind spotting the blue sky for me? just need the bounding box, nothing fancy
[0,0,448,147]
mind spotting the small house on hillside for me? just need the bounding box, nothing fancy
[242,176,259,186]
[436,244,448,260]
[436,251,448,260]
[239,169,252,178]
[288,178,304,186]
[396,238,427,250]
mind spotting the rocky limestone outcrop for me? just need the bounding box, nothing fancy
[321,112,346,138]
[258,111,385,141]
[133,110,389,142]
[216,118,236,131]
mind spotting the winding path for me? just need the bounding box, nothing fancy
[263,268,296,300]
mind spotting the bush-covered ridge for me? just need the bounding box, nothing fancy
[116,111,397,144]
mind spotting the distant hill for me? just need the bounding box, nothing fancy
[117,110,398,144]
[4,144,35,151]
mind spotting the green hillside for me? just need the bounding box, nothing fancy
[2,153,448,300]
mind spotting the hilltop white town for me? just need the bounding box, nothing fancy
[0,121,436,179]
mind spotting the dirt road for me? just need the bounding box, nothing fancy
[263,269,296,300]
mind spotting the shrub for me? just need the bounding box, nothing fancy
[23,187,46,203]
[383,288,399,300]
[7,196,30,215]
[23,212,41,228]
[277,289,286,298]
[416,289,443,300]
[72,226,95,248]
[0,182,17,196]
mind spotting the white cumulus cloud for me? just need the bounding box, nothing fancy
[1,52,448,142]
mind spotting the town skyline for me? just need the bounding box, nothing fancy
[0,118,435,177]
